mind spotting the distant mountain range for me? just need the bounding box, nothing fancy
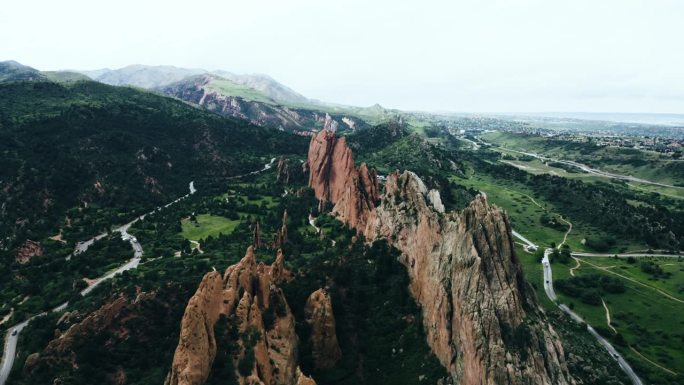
[0,60,394,131]
[76,65,309,105]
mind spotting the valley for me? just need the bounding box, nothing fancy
[1,60,683,385]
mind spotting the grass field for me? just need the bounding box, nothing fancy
[552,257,684,380]
[450,172,646,253]
[180,214,240,240]
[205,78,276,104]
[518,249,684,382]
[482,131,684,200]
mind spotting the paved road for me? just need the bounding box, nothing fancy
[487,141,681,190]
[541,250,557,301]
[227,158,276,180]
[511,230,538,251]
[572,252,681,258]
[541,248,643,385]
[0,181,198,385]
[308,214,320,234]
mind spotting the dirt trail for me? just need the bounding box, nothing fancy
[189,240,204,254]
[601,298,617,334]
[629,346,679,376]
[0,310,13,326]
[582,258,684,303]
[558,216,572,248]
[569,257,581,276]
[522,193,543,209]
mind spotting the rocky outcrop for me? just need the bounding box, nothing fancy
[304,289,341,369]
[253,221,262,249]
[24,292,156,379]
[361,171,572,385]
[165,272,224,385]
[15,239,43,264]
[166,247,312,385]
[159,75,367,132]
[307,128,379,230]
[273,210,289,249]
[305,130,573,385]
[277,158,291,184]
[271,248,293,284]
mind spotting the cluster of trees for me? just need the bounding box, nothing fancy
[549,244,572,264]
[584,236,617,252]
[283,239,447,384]
[640,260,672,279]
[0,79,309,253]
[470,157,684,251]
[555,274,626,305]
[0,234,135,320]
[540,213,568,231]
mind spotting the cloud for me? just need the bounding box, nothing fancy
[2,0,682,113]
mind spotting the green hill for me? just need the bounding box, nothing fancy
[0,60,47,83]
[0,80,308,251]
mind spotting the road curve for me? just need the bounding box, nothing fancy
[488,142,682,190]
[511,230,538,251]
[571,252,681,258]
[0,181,198,385]
[1,163,274,384]
[541,248,643,385]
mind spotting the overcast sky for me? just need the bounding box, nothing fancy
[2,0,683,113]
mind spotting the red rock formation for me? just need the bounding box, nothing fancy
[15,239,44,264]
[304,289,341,369]
[166,247,312,385]
[24,292,157,378]
[271,248,293,284]
[305,130,573,385]
[306,128,379,230]
[273,210,289,249]
[277,158,291,184]
[360,171,572,385]
[253,221,262,249]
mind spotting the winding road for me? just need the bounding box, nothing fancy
[571,251,681,258]
[0,181,197,385]
[308,214,321,234]
[1,158,276,384]
[484,140,682,190]
[511,230,538,251]
[541,248,643,385]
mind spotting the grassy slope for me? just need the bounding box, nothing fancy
[483,131,684,197]
[552,257,684,379]
[180,214,240,241]
[205,78,276,104]
[450,172,646,253]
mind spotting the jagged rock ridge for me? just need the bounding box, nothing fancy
[166,247,313,385]
[307,128,379,229]
[304,289,342,370]
[306,131,574,385]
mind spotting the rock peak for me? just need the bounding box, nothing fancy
[307,128,380,230]
[168,247,311,385]
[304,129,573,385]
[304,289,342,369]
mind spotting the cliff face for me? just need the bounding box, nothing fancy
[166,247,312,385]
[304,289,342,370]
[159,75,366,132]
[307,128,379,229]
[22,291,168,383]
[305,131,573,385]
[15,239,44,264]
[363,171,572,384]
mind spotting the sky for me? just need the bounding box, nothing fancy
[2,0,683,113]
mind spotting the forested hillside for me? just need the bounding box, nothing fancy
[0,80,308,251]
